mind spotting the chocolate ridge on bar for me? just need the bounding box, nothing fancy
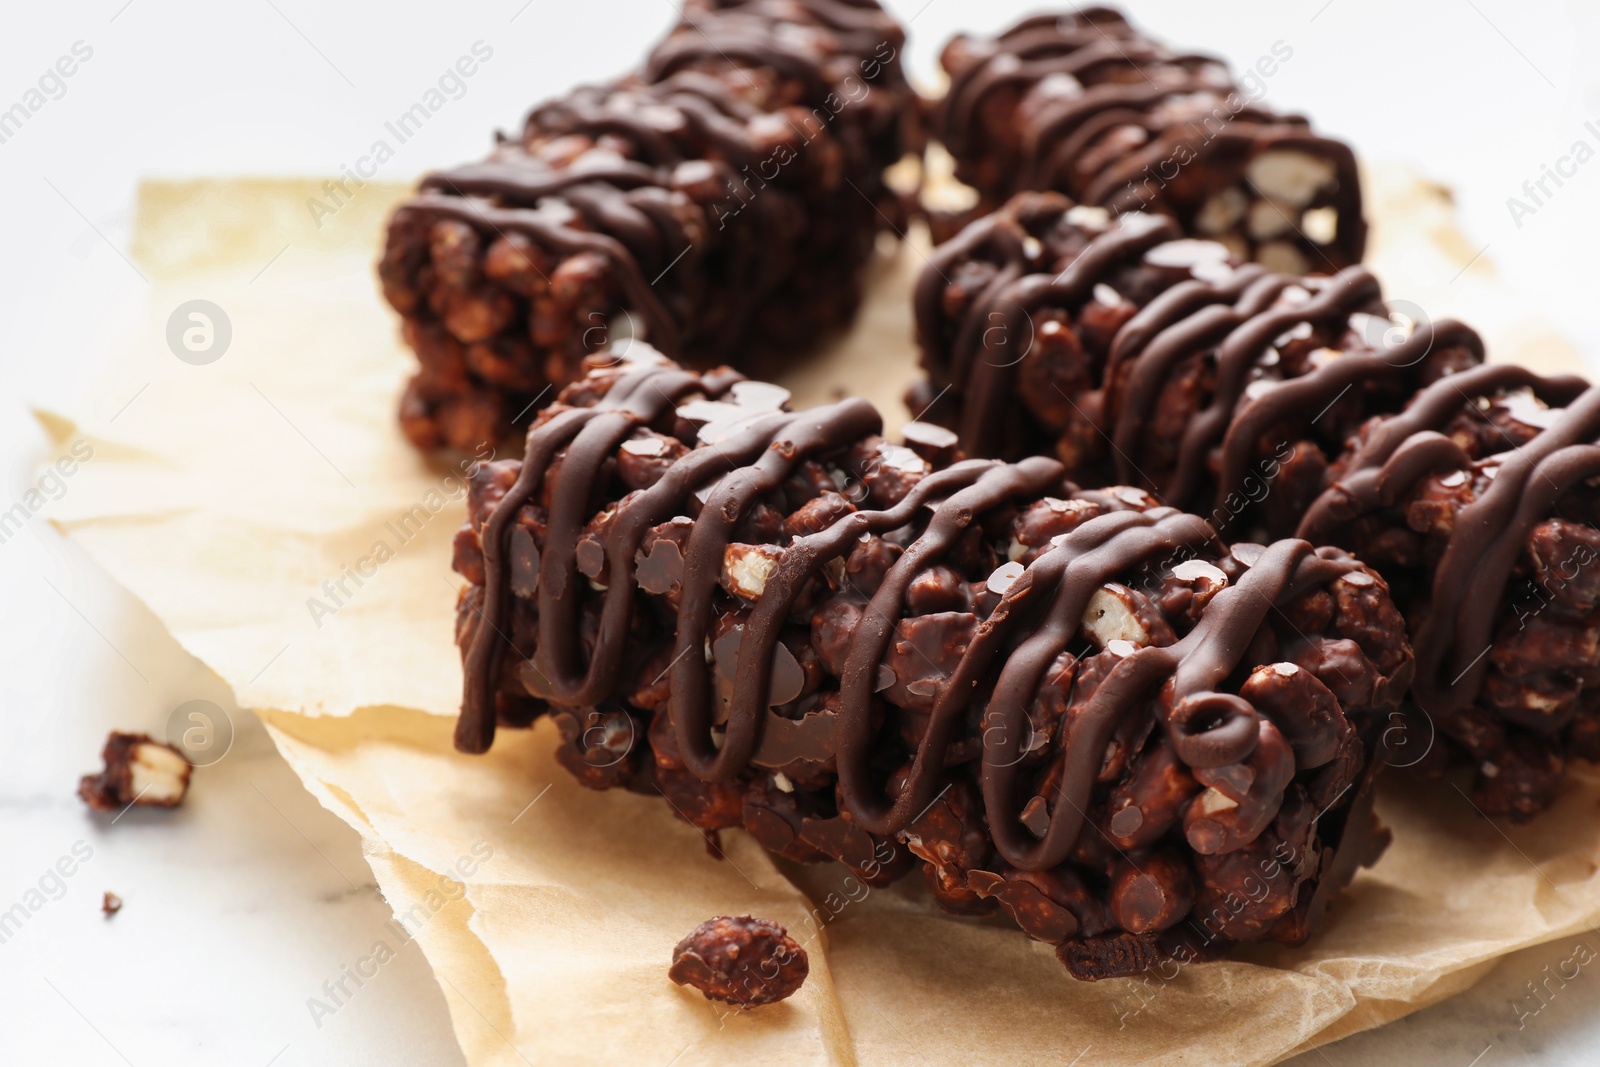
[911,192,1482,538]
[930,7,1365,272]
[380,0,919,452]
[453,346,1413,977]
[1298,364,1600,817]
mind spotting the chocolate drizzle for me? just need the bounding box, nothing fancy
[915,200,1182,456]
[647,0,909,104]
[408,180,683,355]
[1106,267,1483,522]
[380,0,918,451]
[932,8,1365,269]
[915,194,1485,536]
[1297,364,1600,722]
[460,351,1368,872]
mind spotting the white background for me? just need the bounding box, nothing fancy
[2,1,1599,1064]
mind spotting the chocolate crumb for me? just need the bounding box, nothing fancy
[78,732,192,812]
[669,915,808,1006]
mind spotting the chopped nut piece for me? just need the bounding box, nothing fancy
[1081,586,1149,647]
[1109,852,1193,934]
[901,420,962,467]
[102,892,123,917]
[1246,150,1337,208]
[1172,558,1228,586]
[1065,204,1110,228]
[669,915,808,1006]
[1303,205,1339,244]
[1257,240,1310,276]
[1196,187,1248,235]
[721,544,784,601]
[78,732,192,812]
[1247,199,1292,240]
[987,561,1025,595]
[1144,239,1232,272]
[1191,786,1237,817]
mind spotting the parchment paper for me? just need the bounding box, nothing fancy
[37,170,1600,1066]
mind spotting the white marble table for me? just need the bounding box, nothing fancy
[0,515,466,1066]
[6,0,1600,1063]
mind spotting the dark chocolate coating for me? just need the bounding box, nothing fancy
[1297,366,1600,816]
[380,0,920,451]
[913,193,1483,538]
[914,195,1184,457]
[931,7,1364,271]
[458,351,1407,893]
